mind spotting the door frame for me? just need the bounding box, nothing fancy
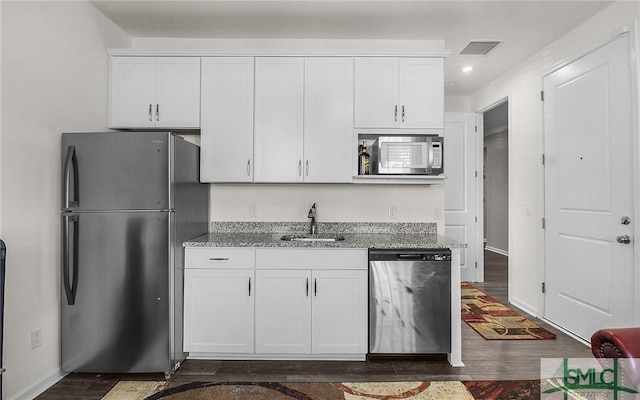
[444,112,483,282]
[475,96,512,292]
[538,22,640,327]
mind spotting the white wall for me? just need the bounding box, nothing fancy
[0,2,130,398]
[469,0,640,314]
[210,184,445,232]
[484,130,509,253]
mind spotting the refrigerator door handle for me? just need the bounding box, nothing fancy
[62,215,79,305]
[63,146,79,208]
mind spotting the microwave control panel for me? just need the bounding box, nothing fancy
[432,142,442,169]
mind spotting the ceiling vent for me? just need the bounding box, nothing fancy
[459,41,501,56]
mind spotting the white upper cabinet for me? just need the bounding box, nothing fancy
[254,57,305,183]
[200,57,254,182]
[303,58,354,183]
[354,57,444,129]
[109,57,200,129]
[254,57,354,183]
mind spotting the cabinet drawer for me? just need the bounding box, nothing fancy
[256,248,367,270]
[185,247,255,269]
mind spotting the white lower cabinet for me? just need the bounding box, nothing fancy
[255,268,368,355]
[255,269,312,354]
[184,247,368,359]
[311,269,368,354]
[183,268,255,353]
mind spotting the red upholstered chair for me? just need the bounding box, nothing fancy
[590,328,640,394]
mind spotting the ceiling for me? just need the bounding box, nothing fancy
[90,0,614,97]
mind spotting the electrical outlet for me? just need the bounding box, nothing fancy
[388,205,398,219]
[249,204,257,218]
[434,207,442,219]
[31,328,42,350]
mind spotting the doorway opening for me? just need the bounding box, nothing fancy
[481,100,509,285]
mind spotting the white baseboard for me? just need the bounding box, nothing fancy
[540,319,590,346]
[7,368,67,400]
[509,296,539,318]
[485,246,509,256]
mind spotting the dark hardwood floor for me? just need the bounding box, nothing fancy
[37,251,593,399]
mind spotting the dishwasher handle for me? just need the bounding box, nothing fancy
[396,254,424,260]
[369,249,451,262]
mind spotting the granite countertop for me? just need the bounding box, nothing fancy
[184,222,464,249]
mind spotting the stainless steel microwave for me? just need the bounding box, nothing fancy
[372,135,443,175]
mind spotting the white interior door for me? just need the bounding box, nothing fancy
[543,33,635,340]
[444,112,481,282]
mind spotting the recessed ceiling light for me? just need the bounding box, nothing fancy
[462,66,473,73]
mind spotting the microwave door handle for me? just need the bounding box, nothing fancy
[428,141,435,172]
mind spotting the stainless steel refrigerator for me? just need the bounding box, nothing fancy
[60,132,208,377]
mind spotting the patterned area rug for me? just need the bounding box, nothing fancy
[461,282,556,340]
[102,380,540,399]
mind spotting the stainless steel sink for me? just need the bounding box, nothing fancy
[280,234,345,242]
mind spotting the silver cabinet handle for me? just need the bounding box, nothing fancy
[305,160,309,176]
[394,105,398,122]
[156,104,160,121]
[248,277,252,296]
[149,104,153,121]
[247,159,251,177]
[402,105,405,122]
[306,278,309,297]
[209,257,230,261]
[314,278,317,297]
[298,160,302,176]
[617,235,632,244]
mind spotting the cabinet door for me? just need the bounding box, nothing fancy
[312,270,368,354]
[254,58,305,182]
[304,58,354,183]
[155,57,201,128]
[109,57,156,128]
[200,57,254,182]
[255,269,311,354]
[183,269,254,353]
[354,58,398,128]
[399,58,444,129]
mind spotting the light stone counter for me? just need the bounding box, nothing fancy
[183,222,464,249]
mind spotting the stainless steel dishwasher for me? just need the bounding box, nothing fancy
[369,248,451,354]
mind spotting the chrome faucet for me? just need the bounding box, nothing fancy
[308,203,317,234]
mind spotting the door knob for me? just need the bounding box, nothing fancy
[617,235,631,244]
[621,216,631,225]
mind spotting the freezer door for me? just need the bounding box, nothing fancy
[62,132,171,211]
[61,211,172,373]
